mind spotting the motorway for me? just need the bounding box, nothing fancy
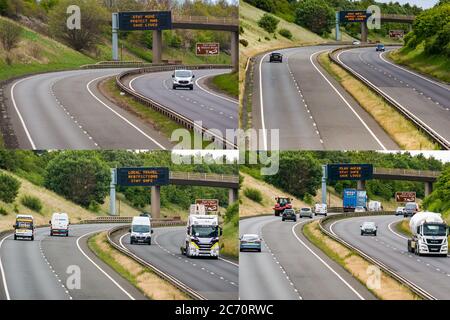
[252,45,398,150]
[328,215,450,299]
[113,226,239,300]
[337,47,450,147]
[239,215,375,300]
[126,68,238,136]
[0,224,146,300]
[4,68,236,149]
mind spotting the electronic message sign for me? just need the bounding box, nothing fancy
[327,164,373,181]
[339,11,371,23]
[117,11,172,31]
[196,43,220,56]
[116,167,170,187]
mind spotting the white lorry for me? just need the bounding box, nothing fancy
[13,214,35,241]
[181,204,221,258]
[49,212,69,236]
[368,200,382,212]
[407,211,448,256]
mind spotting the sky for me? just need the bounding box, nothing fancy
[374,0,438,9]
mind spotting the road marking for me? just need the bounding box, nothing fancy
[337,49,450,147]
[387,219,408,240]
[291,221,365,300]
[258,52,271,150]
[0,234,12,300]
[86,75,166,150]
[195,73,239,104]
[311,50,386,150]
[379,51,450,92]
[76,230,135,300]
[10,77,37,149]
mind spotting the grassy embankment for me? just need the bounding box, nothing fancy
[389,43,450,83]
[302,220,419,300]
[88,232,189,300]
[318,52,437,150]
[221,218,238,259]
[0,16,95,82]
[210,72,238,99]
[239,171,342,218]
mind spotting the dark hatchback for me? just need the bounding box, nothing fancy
[282,209,297,222]
[376,44,385,52]
[269,52,283,63]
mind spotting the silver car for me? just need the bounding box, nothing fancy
[361,222,377,236]
[299,207,313,218]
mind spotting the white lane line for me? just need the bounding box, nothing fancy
[387,219,409,240]
[119,232,130,251]
[337,50,450,147]
[10,77,37,149]
[291,221,365,300]
[0,234,12,300]
[195,73,239,104]
[129,73,146,92]
[259,52,271,150]
[76,230,135,300]
[311,50,386,150]
[219,257,239,267]
[380,51,450,92]
[86,75,166,150]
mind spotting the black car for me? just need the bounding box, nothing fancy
[269,52,283,63]
[376,44,385,52]
[282,209,297,222]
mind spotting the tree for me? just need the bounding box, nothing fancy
[48,0,108,51]
[264,152,322,199]
[0,174,21,203]
[295,0,335,35]
[45,151,110,207]
[0,19,22,51]
[258,13,280,34]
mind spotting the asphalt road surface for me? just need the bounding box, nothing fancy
[337,47,450,146]
[0,224,146,300]
[329,215,450,299]
[117,226,239,300]
[127,69,238,137]
[252,45,398,150]
[239,215,375,300]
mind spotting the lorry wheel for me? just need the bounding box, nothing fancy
[50,231,53,236]
[31,236,34,241]
[282,218,285,221]
[185,243,190,257]
[190,85,194,90]
[172,85,177,90]
[14,235,17,240]
[148,239,151,245]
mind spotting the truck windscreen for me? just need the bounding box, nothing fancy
[192,225,218,238]
[423,224,447,236]
[132,225,150,233]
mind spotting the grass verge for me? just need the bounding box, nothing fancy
[395,219,412,237]
[389,44,450,84]
[318,52,437,150]
[302,220,419,300]
[221,219,238,259]
[210,72,238,99]
[88,231,189,300]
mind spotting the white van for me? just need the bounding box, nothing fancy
[130,216,153,245]
[368,200,382,212]
[49,212,69,236]
[314,203,327,216]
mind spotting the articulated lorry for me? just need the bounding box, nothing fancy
[181,204,221,258]
[343,189,367,212]
[407,212,448,256]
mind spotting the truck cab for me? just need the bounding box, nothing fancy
[407,212,448,256]
[181,204,221,258]
[13,214,35,241]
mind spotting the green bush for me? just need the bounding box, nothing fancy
[279,28,293,39]
[21,195,43,212]
[258,14,280,34]
[239,25,244,34]
[295,0,335,35]
[239,39,249,47]
[0,173,21,203]
[244,188,263,204]
[224,201,238,225]
[0,207,8,216]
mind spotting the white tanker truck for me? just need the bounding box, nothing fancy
[407,212,448,256]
